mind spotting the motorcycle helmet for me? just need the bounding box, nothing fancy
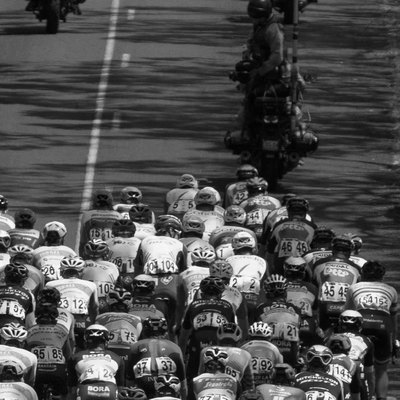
[224,205,247,225]
[120,186,143,204]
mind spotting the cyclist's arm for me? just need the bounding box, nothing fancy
[178,310,192,354]
[88,289,99,324]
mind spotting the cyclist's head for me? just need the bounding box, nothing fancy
[112,219,136,238]
[231,231,257,254]
[154,374,181,398]
[92,189,113,210]
[42,221,67,245]
[286,197,309,219]
[331,235,353,257]
[14,208,37,229]
[283,256,307,280]
[8,244,34,264]
[106,284,132,312]
[239,390,263,400]
[199,276,225,298]
[181,214,205,238]
[194,187,221,210]
[217,323,243,345]
[0,363,24,382]
[0,230,11,252]
[246,177,268,196]
[129,203,154,224]
[131,274,156,296]
[209,260,233,284]
[190,248,216,267]
[83,239,110,260]
[0,196,9,213]
[311,225,335,249]
[361,260,386,281]
[141,317,168,339]
[154,215,182,239]
[326,334,352,355]
[270,363,296,386]
[4,262,29,285]
[0,323,28,348]
[85,324,109,348]
[59,256,86,279]
[236,164,258,181]
[338,310,363,333]
[176,173,198,189]
[37,287,61,307]
[224,205,247,226]
[305,345,333,372]
[263,274,288,298]
[35,303,59,325]
[118,387,147,400]
[203,347,229,373]
[248,321,273,340]
[120,186,143,204]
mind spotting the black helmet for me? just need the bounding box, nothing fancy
[141,317,168,338]
[247,0,272,19]
[246,177,268,195]
[129,203,153,223]
[270,363,296,385]
[92,189,113,209]
[286,197,309,214]
[326,334,352,355]
[199,276,225,297]
[37,287,61,306]
[236,164,258,180]
[311,226,335,248]
[14,208,37,229]
[331,235,353,254]
[112,219,136,238]
[4,262,29,284]
[361,260,386,281]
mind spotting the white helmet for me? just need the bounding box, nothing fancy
[194,187,221,206]
[231,231,256,251]
[42,221,67,239]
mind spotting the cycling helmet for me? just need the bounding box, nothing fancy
[248,321,273,340]
[247,0,272,18]
[182,214,205,236]
[155,215,182,238]
[217,323,243,344]
[8,244,34,263]
[118,387,147,400]
[83,239,110,259]
[4,262,29,284]
[176,173,198,189]
[270,363,296,385]
[286,197,309,214]
[331,235,353,254]
[107,285,132,310]
[209,260,234,281]
[232,231,257,252]
[59,256,86,277]
[246,177,268,195]
[283,256,307,280]
[281,193,297,206]
[239,390,263,400]
[191,248,216,267]
[326,334,352,355]
[14,208,37,229]
[0,230,11,250]
[42,221,67,244]
[154,375,181,397]
[338,310,363,333]
[349,234,363,255]
[263,274,288,297]
[92,189,113,209]
[141,317,168,338]
[0,363,23,382]
[311,226,335,248]
[305,345,333,370]
[112,219,136,238]
[85,324,110,343]
[120,186,143,204]
[361,260,386,281]
[129,203,154,223]
[0,323,28,346]
[37,287,61,306]
[236,164,258,180]
[131,274,156,295]
[224,205,246,225]
[0,195,8,212]
[203,347,229,373]
[194,187,220,207]
[35,303,59,325]
[199,276,225,297]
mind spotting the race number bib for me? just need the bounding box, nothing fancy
[251,357,273,374]
[232,190,248,205]
[329,364,352,383]
[193,312,227,329]
[79,366,115,383]
[278,238,308,258]
[0,299,25,319]
[111,257,135,274]
[169,199,195,213]
[144,258,179,275]
[109,329,137,344]
[320,282,349,302]
[41,264,60,281]
[246,209,264,225]
[357,293,390,312]
[270,322,299,342]
[97,281,112,297]
[199,395,231,400]
[134,358,152,378]
[155,357,177,374]
[306,391,336,400]
[89,227,112,241]
[60,296,88,314]
[230,276,260,295]
[31,346,65,364]
[225,365,241,380]
[286,294,312,317]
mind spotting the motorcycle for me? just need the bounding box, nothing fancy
[25,0,84,34]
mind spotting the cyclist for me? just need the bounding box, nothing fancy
[178,276,236,384]
[224,164,259,208]
[344,260,398,400]
[183,187,225,241]
[0,262,35,327]
[164,174,199,219]
[266,197,316,275]
[126,317,187,400]
[26,301,72,399]
[294,345,344,400]
[107,219,142,289]
[67,324,125,400]
[255,363,307,400]
[8,208,42,249]
[0,322,37,386]
[0,230,11,268]
[31,221,76,282]
[46,256,98,350]
[240,322,283,386]
[198,322,255,392]
[128,204,157,240]
[0,363,38,400]
[312,235,361,330]
[226,231,268,323]
[7,244,45,297]
[114,186,144,217]
[255,274,302,366]
[0,195,15,231]
[81,239,120,313]
[78,188,122,256]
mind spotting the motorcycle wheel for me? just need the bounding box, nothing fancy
[260,156,281,190]
[44,0,60,34]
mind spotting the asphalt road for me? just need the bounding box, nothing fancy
[0,0,399,394]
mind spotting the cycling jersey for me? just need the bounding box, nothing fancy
[183,209,225,241]
[295,370,344,400]
[0,382,38,400]
[0,344,37,386]
[193,372,238,400]
[0,254,10,269]
[107,236,142,278]
[328,354,357,400]
[224,180,250,208]
[133,223,156,240]
[240,339,283,386]
[0,214,15,231]
[257,383,306,400]
[32,244,77,282]
[0,284,35,326]
[8,228,42,249]
[164,187,198,219]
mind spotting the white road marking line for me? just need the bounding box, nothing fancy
[75,0,120,252]
[127,9,135,20]
[121,53,130,67]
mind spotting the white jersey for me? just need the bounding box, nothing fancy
[0,253,10,269]
[164,187,198,217]
[133,222,156,240]
[0,382,38,400]
[184,208,225,241]
[32,245,77,282]
[0,214,15,231]
[107,236,142,275]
